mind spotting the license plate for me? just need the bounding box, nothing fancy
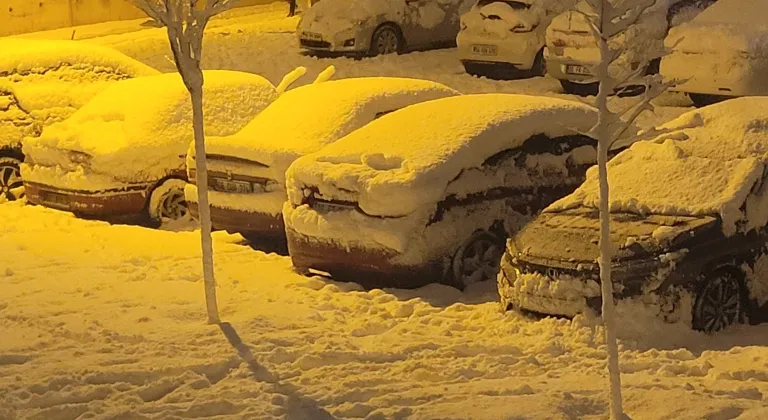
[472,44,498,56]
[213,178,252,194]
[311,201,355,213]
[40,191,70,208]
[566,65,592,75]
[302,32,323,41]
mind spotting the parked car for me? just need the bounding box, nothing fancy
[661,0,764,107]
[457,0,558,79]
[185,77,458,246]
[0,39,159,201]
[297,0,473,56]
[281,94,630,290]
[21,70,278,225]
[544,0,713,96]
[498,97,768,333]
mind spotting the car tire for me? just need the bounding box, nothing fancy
[530,48,546,77]
[0,156,24,202]
[559,79,599,97]
[148,178,189,223]
[369,24,403,56]
[688,93,727,108]
[692,269,745,334]
[450,230,505,290]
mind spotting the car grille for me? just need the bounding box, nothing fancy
[302,189,358,213]
[300,39,331,49]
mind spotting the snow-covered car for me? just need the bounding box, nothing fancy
[498,97,768,333]
[544,0,712,96]
[457,0,557,79]
[283,94,610,290]
[0,39,159,201]
[661,0,766,107]
[21,70,279,225]
[297,0,473,56]
[185,77,458,244]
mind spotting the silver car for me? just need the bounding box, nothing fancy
[298,0,473,56]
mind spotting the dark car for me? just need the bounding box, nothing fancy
[498,97,768,333]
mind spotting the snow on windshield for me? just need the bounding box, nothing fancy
[547,140,764,236]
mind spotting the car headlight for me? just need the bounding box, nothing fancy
[68,150,92,166]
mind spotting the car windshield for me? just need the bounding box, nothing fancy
[547,142,764,220]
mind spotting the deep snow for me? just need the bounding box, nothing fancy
[6,199,768,419]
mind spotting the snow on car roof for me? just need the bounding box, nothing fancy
[24,70,278,181]
[203,77,458,173]
[0,38,158,77]
[288,94,597,216]
[548,97,768,236]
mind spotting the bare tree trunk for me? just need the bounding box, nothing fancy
[595,29,624,420]
[189,86,220,325]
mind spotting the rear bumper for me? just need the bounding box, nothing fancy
[286,226,443,289]
[24,181,150,217]
[457,31,541,69]
[188,202,285,238]
[661,52,768,97]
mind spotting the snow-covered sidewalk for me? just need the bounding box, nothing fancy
[3,202,768,419]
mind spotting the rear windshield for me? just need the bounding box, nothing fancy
[476,0,530,9]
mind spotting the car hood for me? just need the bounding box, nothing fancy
[511,207,719,264]
[666,22,768,57]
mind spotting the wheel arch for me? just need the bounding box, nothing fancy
[0,146,24,161]
[143,173,189,213]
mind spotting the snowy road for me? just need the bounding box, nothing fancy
[4,203,768,419]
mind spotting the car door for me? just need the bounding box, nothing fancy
[402,0,467,47]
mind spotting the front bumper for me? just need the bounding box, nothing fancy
[24,181,151,217]
[188,202,285,238]
[286,226,443,289]
[497,267,600,317]
[297,26,370,54]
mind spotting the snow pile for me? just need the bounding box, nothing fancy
[200,77,459,185]
[22,70,278,185]
[548,104,768,236]
[286,94,597,218]
[0,39,160,126]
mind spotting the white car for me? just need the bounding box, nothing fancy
[0,39,159,201]
[283,94,614,290]
[544,0,711,96]
[298,0,473,56]
[184,77,458,245]
[21,70,278,225]
[661,0,766,107]
[457,0,558,79]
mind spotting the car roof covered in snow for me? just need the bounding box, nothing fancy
[547,97,768,236]
[287,93,598,216]
[0,38,158,77]
[203,77,459,177]
[23,70,278,181]
[682,0,768,26]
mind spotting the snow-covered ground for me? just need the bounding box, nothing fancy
[5,200,768,419]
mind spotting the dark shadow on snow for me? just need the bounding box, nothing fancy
[218,322,336,419]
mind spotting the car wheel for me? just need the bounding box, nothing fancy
[530,48,546,77]
[0,156,24,202]
[692,270,744,333]
[688,93,727,108]
[559,79,599,97]
[370,24,402,56]
[451,230,504,290]
[148,178,189,222]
